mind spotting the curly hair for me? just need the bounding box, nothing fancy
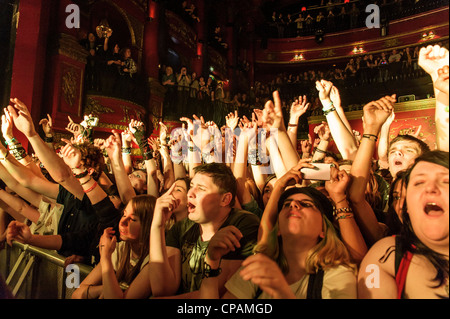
[74,141,105,181]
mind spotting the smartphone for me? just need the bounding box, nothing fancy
[300,163,332,181]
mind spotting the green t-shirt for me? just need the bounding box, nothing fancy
[165,209,260,294]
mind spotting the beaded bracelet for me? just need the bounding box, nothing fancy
[333,206,353,216]
[122,147,131,154]
[5,137,17,145]
[336,213,354,220]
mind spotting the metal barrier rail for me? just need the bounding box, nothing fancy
[3,241,93,298]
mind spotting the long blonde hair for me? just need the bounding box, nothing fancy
[254,188,356,275]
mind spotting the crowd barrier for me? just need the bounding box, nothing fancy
[0,241,92,299]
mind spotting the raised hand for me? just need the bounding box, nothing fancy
[434,65,449,95]
[99,227,117,259]
[274,158,315,189]
[103,131,122,160]
[314,121,331,141]
[325,167,350,204]
[289,95,310,121]
[225,110,239,131]
[418,44,449,80]
[315,80,333,102]
[1,109,14,141]
[152,182,179,229]
[362,95,396,133]
[239,253,295,299]
[38,114,53,137]
[7,98,37,138]
[261,91,286,131]
[59,138,82,169]
[65,116,83,142]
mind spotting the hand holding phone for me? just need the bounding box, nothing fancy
[300,163,332,181]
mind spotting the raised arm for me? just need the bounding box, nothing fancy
[418,44,449,151]
[348,95,395,246]
[0,141,59,200]
[262,91,300,171]
[316,80,358,160]
[325,168,367,264]
[286,95,310,148]
[377,111,395,170]
[7,99,85,200]
[312,121,331,162]
[257,159,314,244]
[148,183,181,297]
[104,131,136,204]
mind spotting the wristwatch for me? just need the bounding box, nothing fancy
[203,261,222,278]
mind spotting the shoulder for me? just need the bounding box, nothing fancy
[224,209,261,231]
[360,236,397,277]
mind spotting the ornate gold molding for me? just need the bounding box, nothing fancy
[56,33,88,64]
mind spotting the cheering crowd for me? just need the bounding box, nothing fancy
[0,44,448,299]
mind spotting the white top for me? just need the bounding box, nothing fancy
[225,264,357,299]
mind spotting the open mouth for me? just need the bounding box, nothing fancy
[394,160,403,166]
[424,202,444,216]
[187,202,196,213]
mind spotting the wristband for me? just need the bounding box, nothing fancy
[74,170,89,179]
[333,206,353,216]
[83,181,98,193]
[362,134,378,142]
[321,100,334,111]
[323,107,336,116]
[122,147,132,154]
[335,213,354,220]
[44,136,54,143]
[5,137,17,145]
[288,123,298,127]
[314,148,327,154]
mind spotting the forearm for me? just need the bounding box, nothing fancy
[349,133,378,203]
[377,125,390,169]
[0,190,39,223]
[435,90,449,151]
[148,227,179,296]
[266,136,286,178]
[312,140,329,162]
[287,116,299,149]
[258,184,284,243]
[27,234,63,250]
[333,198,368,264]
[324,105,358,160]
[144,159,159,197]
[350,200,385,246]
[101,258,125,299]
[109,156,136,204]
[276,130,300,170]
[27,135,73,184]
